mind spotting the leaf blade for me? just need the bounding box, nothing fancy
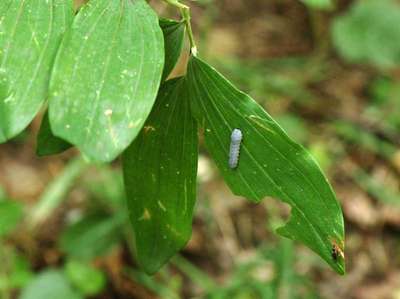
[186,56,345,274]
[159,18,185,81]
[0,0,73,142]
[122,78,198,274]
[49,0,164,162]
[36,110,72,157]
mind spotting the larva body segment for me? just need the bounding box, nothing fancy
[229,128,243,169]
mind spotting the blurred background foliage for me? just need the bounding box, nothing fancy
[1,0,400,298]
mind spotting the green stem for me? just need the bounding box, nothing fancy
[162,0,197,56]
[125,268,180,299]
[29,156,88,228]
[170,255,216,291]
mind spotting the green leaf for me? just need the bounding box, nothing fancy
[122,78,198,274]
[64,260,106,296]
[19,270,82,299]
[186,56,345,274]
[0,0,73,142]
[332,0,400,69]
[36,111,72,157]
[0,199,23,237]
[60,213,125,260]
[160,18,185,81]
[49,0,164,162]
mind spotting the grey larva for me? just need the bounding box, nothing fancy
[229,128,243,169]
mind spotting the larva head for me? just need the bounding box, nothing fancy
[231,128,243,141]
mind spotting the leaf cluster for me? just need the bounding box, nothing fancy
[0,0,344,275]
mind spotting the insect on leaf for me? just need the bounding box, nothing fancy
[228,128,243,169]
[160,18,185,81]
[0,0,73,142]
[49,0,164,162]
[186,56,345,274]
[123,78,198,274]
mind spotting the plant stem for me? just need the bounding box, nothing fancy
[29,156,88,228]
[170,255,216,291]
[162,0,198,56]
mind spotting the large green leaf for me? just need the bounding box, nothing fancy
[186,56,345,274]
[0,0,73,142]
[159,18,185,81]
[36,111,72,157]
[19,270,82,299]
[49,0,164,162]
[122,78,198,274]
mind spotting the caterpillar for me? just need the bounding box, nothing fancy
[229,128,243,169]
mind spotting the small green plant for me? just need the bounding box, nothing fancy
[332,0,400,69]
[19,267,105,299]
[0,0,344,275]
[0,192,32,299]
[0,188,108,299]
